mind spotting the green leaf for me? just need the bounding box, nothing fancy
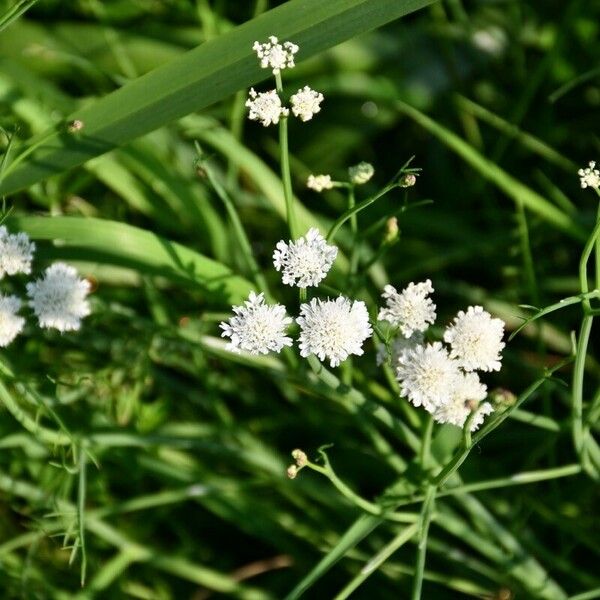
[0,0,39,34]
[0,0,436,194]
[6,215,253,304]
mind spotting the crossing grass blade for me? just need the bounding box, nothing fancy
[0,0,39,33]
[6,215,253,304]
[0,0,436,195]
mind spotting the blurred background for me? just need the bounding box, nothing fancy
[0,0,599,598]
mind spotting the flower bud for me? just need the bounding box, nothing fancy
[384,217,399,244]
[292,448,307,467]
[286,465,298,479]
[399,173,417,188]
[67,119,84,133]
[490,388,516,408]
[348,162,374,185]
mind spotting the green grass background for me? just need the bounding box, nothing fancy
[0,0,599,598]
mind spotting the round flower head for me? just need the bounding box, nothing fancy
[378,280,436,338]
[246,88,289,127]
[219,291,292,355]
[348,162,374,185]
[396,342,460,411]
[432,372,493,431]
[579,161,600,190]
[252,36,298,74]
[273,228,338,288]
[307,174,333,192]
[376,332,423,366]
[290,86,324,122]
[0,295,25,347]
[297,297,372,367]
[26,262,91,332]
[444,305,505,372]
[0,226,35,279]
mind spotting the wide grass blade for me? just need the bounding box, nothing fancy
[7,215,253,303]
[0,0,436,195]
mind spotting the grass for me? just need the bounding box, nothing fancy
[0,0,599,598]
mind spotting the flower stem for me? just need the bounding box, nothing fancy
[275,71,298,239]
[411,484,436,600]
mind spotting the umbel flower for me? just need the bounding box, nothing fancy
[246,88,289,127]
[253,36,298,74]
[290,86,324,122]
[27,262,91,332]
[307,174,333,192]
[378,280,437,338]
[348,162,374,185]
[0,226,35,279]
[273,228,338,288]
[432,371,493,431]
[579,161,600,190]
[396,342,460,411]
[0,294,25,347]
[297,297,372,367]
[220,292,292,355]
[444,305,505,372]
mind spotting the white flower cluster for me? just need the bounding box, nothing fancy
[378,281,505,431]
[0,227,92,346]
[253,36,298,74]
[307,174,333,192]
[348,162,375,185]
[220,228,372,367]
[579,161,600,190]
[247,38,324,126]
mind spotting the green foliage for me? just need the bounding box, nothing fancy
[0,1,599,599]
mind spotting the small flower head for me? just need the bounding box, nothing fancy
[0,226,35,279]
[297,297,372,367]
[273,228,337,288]
[26,262,91,332]
[253,36,298,74]
[0,295,25,347]
[378,280,436,338]
[220,291,292,355]
[348,162,374,185]
[290,86,324,122]
[246,88,289,127]
[432,372,493,431]
[307,174,333,192]
[444,306,505,372]
[578,161,600,190]
[400,173,417,188]
[396,342,460,411]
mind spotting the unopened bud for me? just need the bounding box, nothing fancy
[348,162,374,185]
[399,173,417,188]
[286,465,298,479]
[384,217,399,243]
[490,388,516,407]
[67,119,84,133]
[292,448,307,467]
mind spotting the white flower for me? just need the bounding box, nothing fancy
[252,36,298,74]
[348,162,374,185]
[307,174,333,192]
[432,372,493,431]
[578,161,600,189]
[444,306,505,372]
[378,280,436,338]
[290,86,324,122]
[297,297,372,367]
[219,291,292,355]
[396,342,460,411]
[0,295,25,347]
[246,88,289,126]
[376,332,423,366]
[273,228,337,288]
[26,262,91,332]
[0,226,35,279]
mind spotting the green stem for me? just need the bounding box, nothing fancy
[275,72,298,239]
[411,485,436,600]
[78,443,88,587]
[333,523,419,600]
[419,415,434,470]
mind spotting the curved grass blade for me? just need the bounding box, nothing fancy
[6,215,254,304]
[0,0,436,194]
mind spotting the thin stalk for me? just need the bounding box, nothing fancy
[333,523,419,600]
[201,155,272,299]
[275,72,298,239]
[411,485,436,600]
[78,443,88,586]
[419,415,434,470]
